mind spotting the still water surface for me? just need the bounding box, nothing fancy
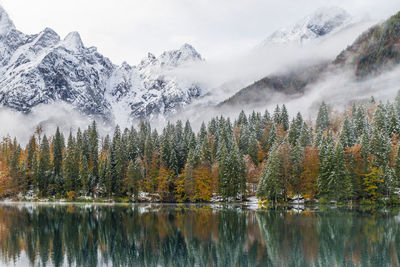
[0,203,399,267]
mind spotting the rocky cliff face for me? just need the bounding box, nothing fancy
[0,5,203,122]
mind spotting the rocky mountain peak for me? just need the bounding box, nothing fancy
[159,43,203,67]
[261,6,352,46]
[62,31,84,52]
[0,5,15,35]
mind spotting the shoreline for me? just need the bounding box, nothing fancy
[1,198,399,208]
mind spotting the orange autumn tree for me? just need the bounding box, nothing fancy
[300,147,319,199]
[191,165,213,202]
[157,168,175,202]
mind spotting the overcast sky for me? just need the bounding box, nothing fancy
[0,0,398,65]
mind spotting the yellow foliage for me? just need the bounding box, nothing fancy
[362,167,384,200]
[66,191,77,201]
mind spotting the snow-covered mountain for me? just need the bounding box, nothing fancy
[261,6,352,46]
[0,5,203,122]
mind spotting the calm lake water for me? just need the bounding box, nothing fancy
[0,203,399,267]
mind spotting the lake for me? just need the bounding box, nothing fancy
[0,203,399,267]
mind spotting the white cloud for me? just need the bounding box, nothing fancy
[0,0,398,64]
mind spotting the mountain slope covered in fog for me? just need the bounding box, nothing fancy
[220,10,400,109]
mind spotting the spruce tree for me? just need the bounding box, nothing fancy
[316,102,330,131]
[81,156,89,196]
[291,142,304,196]
[280,104,289,131]
[370,127,391,168]
[38,135,51,197]
[248,131,259,165]
[52,127,64,195]
[273,105,281,124]
[125,159,142,199]
[64,132,78,193]
[317,139,334,198]
[89,121,99,185]
[329,142,352,200]
[395,146,400,188]
[339,118,356,148]
[257,144,281,203]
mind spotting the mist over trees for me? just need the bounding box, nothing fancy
[1,93,400,203]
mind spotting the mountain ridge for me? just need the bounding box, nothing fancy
[220,10,400,109]
[0,5,204,122]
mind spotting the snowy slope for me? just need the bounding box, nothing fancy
[0,5,203,122]
[261,7,352,46]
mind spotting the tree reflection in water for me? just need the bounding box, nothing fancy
[0,204,398,267]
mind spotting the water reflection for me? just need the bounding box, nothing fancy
[0,204,398,267]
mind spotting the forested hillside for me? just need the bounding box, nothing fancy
[1,94,400,204]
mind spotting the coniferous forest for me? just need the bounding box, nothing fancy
[1,94,400,204]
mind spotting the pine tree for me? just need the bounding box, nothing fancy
[317,139,334,198]
[80,156,89,196]
[262,109,271,127]
[373,102,387,134]
[38,135,51,197]
[387,104,399,136]
[124,159,142,200]
[370,126,391,168]
[248,131,259,166]
[395,145,400,188]
[257,144,281,203]
[218,143,230,200]
[273,105,281,124]
[200,136,212,167]
[52,127,64,195]
[299,123,312,147]
[287,119,299,146]
[280,104,289,131]
[316,102,330,131]
[239,124,249,155]
[329,142,352,200]
[89,121,99,186]
[353,106,367,138]
[382,165,395,198]
[237,110,248,126]
[26,135,38,191]
[64,132,78,194]
[107,126,123,197]
[339,118,356,148]
[291,142,304,196]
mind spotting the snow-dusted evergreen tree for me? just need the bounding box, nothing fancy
[329,142,352,200]
[386,104,400,136]
[257,144,281,203]
[316,102,330,131]
[353,105,368,138]
[395,146,400,188]
[237,110,248,126]
[382,165,396,198]
[339,117,356,148]
[373,102,387,134]
[317,138,334,198]
[299,123,312,147]
[291,142,304,196]
[239,124,250,155]
[288,119,298,146]
[248,130,259,165]
[262,109,271,126]
[370,126,391,168]
[267,123,278,149]
[273,105,281,124]
[38,135,51,196]
[280,104,289,131]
